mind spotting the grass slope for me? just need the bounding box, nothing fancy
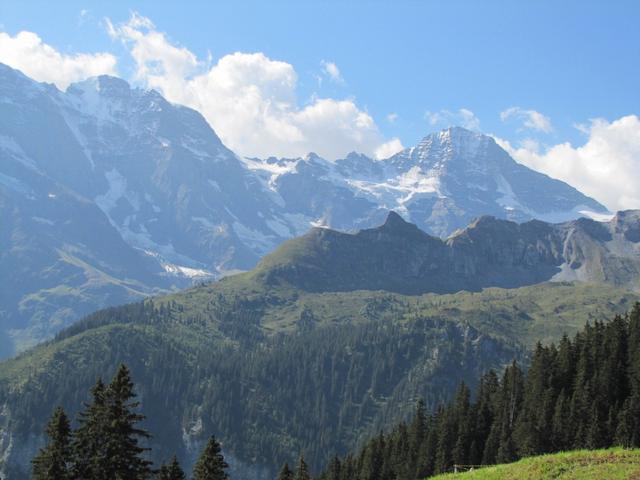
[431,448,640,479]
[156,279,639,348]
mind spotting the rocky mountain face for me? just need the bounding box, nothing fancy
[254,210,640,294]
[0,63,609,355]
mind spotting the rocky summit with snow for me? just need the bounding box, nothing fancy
[0,63,610,355]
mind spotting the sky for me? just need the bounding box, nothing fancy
[0,0,639,210]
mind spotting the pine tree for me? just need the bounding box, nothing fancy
[473,371,498,465]
[295,455,311,480]
[71,378,109,479]
[193,436,230,480]
[157,455,186,480]
[104,364,152,479]
[31,406,72,480]
[277,462,294,480]
[492,362,523,465]
[452,383,472,466]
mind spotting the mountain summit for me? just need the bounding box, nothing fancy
[0,64,610,354]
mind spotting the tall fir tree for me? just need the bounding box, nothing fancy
[104,364,152,479]
[31,406,72,480]
[193,436,230,480]
[71,378,110,479]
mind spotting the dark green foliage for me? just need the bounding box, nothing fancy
[276,463,294,480]
[157,455,186,480]
[316,304,640,478]
[72,365,151,479]
[294,455,311,480]
[71,378,109,479]
[31,406,72,480]
[36,366,154,480]
[103,364,152,479]
[193,436,230,480]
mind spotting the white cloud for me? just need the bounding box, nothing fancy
[107,14,392,160]
[425,108,481,131]
[0,31,117,90]
[500,106,552,133]
[387,112,398,123]
[321,60,343,84]
[374,137,404,159]
[495,115,640,211]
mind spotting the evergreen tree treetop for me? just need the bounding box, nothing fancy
[32,406,72,480]
[158,455,186,480]
[295,454,311,480]
[193,436,230,480]
[277,462,294,480]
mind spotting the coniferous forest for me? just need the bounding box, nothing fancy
[32,304,640,479]
[312,304,640,479]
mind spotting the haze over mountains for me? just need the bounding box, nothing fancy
[0,62,611,356]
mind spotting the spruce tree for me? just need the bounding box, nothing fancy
[31,406,72,480]
[157,455,186,480]
[193,436,230,480]
[452,383,472,466]
[72,378,109,479]
[295,455,311,480]
[277,462,294,480]
[104,364,152,479]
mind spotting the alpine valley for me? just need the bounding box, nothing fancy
[0,62,611,358]
[1,208,640,478]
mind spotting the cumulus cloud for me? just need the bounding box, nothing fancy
[0,30,117,90]
[107,14,391,160]
[374,137,404,159]
[425,108,481,131]
[387,112,399,123]
[500,107,552,133]
[321,60,343,83]
[495,115,640,211]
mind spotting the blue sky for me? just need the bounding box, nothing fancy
[1,0,639,209]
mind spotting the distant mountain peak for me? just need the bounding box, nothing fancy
[379,210,417,232]
[251,211,640,295]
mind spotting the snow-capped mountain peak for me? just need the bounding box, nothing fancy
[0,64,611,355]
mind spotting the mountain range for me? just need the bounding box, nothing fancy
[1,212,639,478]
[0,63,611,357]
[254,210,640,294]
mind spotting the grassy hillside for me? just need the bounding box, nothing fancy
[430,448,640,479]
[155,279,639,348]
